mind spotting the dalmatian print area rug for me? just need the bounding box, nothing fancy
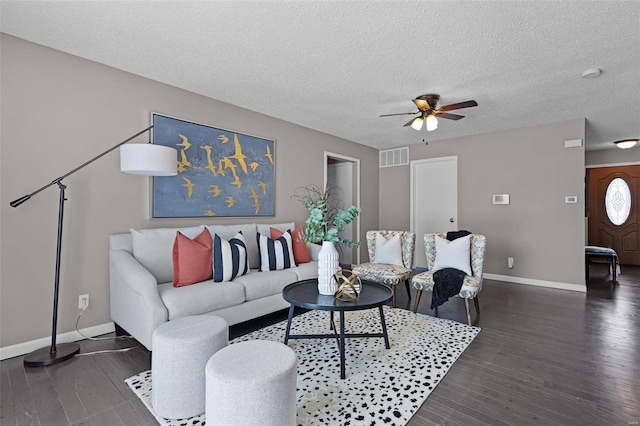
[125,306,480,426]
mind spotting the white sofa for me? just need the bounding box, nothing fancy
[109,222,319,350]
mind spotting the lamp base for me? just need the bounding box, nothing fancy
[23,343,80,367]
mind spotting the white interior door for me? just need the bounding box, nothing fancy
[325,152,360,265]
[327,162,354,264]
[410,156,458,268]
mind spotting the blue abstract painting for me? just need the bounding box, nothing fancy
[152,114,275,218]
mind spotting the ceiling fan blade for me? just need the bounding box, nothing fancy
[439,100,478,111]
[379,111,419,117]
[437,112,465,120]
[412,98,430,110]
[403,117,420,127]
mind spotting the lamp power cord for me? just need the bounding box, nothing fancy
[74,310,138,356]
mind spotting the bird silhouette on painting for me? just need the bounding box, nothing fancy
[226,196,236,208]
[230,134,248,175]
[208,185,221,198]
[177,149,192,173]
[258,181,267,195]
[265,145,273,164]
[201,145,217,176]
[223,157,242,189]
[250,162,259,171]
[177,134,191,150]
[204,210,216,217]
[218,135,229,144]
[250,188,261,214]
[182,177,194,197]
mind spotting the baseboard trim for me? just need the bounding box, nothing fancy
[0,322,115,361]
[484,273,586,293]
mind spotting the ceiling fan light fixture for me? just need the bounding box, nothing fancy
[426,114,438,131]
[614,139,639,149]
[411,117,424,131]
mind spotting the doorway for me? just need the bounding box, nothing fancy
[587,165,640,265]
[410,156,458,268]
[324,152,361,265]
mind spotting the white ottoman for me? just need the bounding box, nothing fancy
[152,315,228,419]
[206,340,297,426]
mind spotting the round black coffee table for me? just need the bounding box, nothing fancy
[282,278,392,379]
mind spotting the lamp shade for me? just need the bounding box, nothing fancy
[426,114,438,131]
[120,144,177,176]
[411,117,424,131]
[614,139,639,149]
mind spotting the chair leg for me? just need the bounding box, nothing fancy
[473,296,480,325]
[391,285,397,308]
[404,279,411,300]
[464,298,472,326]
[412,289,422,313]
[463,296,480,326]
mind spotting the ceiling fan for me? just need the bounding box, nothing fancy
[380,94,478,131]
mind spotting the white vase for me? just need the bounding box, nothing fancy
[317,241,340,295]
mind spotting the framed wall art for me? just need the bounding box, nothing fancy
[151,113,275,218]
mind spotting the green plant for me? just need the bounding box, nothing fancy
[292,184,360,247]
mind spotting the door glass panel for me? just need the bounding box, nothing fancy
[605,178,632,225]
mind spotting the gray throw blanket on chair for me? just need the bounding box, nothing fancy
[431,230,472,309]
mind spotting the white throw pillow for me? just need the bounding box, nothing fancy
[373,233,404,266]
[432,235,472,275]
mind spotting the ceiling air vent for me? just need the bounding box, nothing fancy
[379,147,409,168]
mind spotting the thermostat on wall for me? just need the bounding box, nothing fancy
[493,194,510,205]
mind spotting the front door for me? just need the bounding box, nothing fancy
[588,165,640,265]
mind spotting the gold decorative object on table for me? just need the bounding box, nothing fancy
[333,269,362,301]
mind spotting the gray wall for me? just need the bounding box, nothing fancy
[586,147,640,166]
[379,119,586,286]
[0,35,379,348]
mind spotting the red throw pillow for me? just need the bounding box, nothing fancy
[172,229,213,287]
[270,225,311,264]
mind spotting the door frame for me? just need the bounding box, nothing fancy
[324,151,361,265]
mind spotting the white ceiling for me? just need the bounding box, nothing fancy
[1,1,638,151]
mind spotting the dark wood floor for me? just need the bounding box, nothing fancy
[1,264,638,425]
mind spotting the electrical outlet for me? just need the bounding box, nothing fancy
[78,294,89,311]
[507,257,514,269]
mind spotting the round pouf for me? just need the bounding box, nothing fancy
[152,315,228,419]
[206,340,297,426]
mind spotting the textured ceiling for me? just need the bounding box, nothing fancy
[1,1,638,151]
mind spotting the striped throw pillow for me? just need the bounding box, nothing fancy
[257,230,297,271]
[213,231,249,282]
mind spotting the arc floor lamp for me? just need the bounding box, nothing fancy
[10,125,177,367]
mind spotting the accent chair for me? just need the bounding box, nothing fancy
[352,230,416,307]
[411,233,486,325]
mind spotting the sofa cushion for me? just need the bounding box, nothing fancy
[257,231,296,271]
[288,261,319,281]
[158,280,246,320]
[132,226,205,283]
[233,269,299,301]
[207,224,259,269]
[213,232,249,282]
[173,229,213,287]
